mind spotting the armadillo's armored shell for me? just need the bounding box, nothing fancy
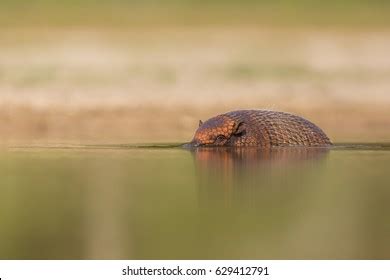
[226,110,331,147]
[192,110,332,147]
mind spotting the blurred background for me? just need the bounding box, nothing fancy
[1,1,390,260]
[1,0,390,144]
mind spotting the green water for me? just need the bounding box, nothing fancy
[0,144,389,259]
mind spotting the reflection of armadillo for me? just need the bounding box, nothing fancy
[188,110,332,147]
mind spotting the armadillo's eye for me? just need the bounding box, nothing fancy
[215,135,226,142]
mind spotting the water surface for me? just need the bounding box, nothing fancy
[0,143,389,259]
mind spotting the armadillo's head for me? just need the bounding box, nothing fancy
[186,115,245,147]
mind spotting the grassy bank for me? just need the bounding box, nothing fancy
[1,0,390,28]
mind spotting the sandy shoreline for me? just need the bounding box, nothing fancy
[1,104,389,144]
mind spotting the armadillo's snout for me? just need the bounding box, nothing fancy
[182,140,201,149]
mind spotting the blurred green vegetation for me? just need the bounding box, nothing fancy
[1,0,390,28]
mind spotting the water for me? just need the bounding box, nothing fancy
[1,143,389,259]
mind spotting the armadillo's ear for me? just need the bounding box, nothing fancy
[198,120,203,127]
[233,122,246,136]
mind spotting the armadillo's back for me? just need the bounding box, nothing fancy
[225,110,332,147]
